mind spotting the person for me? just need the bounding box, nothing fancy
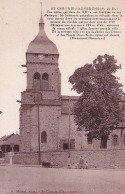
[79,156,84,169]
[67,157,71,168]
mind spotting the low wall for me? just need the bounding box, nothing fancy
[7,149,125,168]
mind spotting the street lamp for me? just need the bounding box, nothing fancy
[68,96,71,166]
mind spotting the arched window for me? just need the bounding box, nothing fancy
[33,72,41,90]
[41,131,47,143]
[34,72,40,79]
[87,132,93,144]
[42,73,49,80]
[113,135,118,145]
[42,73,49,90]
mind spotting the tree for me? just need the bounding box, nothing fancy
[69,54,125,147]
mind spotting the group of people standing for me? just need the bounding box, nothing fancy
[68,156,88,169]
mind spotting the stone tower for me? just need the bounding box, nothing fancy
[20,11,62,152]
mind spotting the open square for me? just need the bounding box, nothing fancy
[0,165,125,194]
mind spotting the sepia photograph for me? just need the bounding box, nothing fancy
[0,0,125,193]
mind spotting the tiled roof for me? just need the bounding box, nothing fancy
[0,134,21,146]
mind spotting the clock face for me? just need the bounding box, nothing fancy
[38,54,44,60]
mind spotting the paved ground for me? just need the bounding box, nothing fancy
[0,165,125,194]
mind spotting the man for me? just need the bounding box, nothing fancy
[79,156,84,169]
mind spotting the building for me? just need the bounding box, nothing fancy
[0,133,21,157]
[19,12,85,153]
[19,10,125,167]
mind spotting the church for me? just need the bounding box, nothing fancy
[19,10,125,167]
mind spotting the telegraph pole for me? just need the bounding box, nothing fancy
[68,96,71,165]
[37,93,41,165]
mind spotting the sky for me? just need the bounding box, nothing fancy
[0,0,125,137]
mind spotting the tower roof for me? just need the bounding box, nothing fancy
[26,9,59,55]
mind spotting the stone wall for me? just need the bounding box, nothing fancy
[10,149,125,169]
[11,152,38,165]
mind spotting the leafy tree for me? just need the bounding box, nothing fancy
[69,54,125,147]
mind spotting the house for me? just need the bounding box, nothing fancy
[0,133,21,157]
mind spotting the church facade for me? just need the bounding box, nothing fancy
[19,12,125,166]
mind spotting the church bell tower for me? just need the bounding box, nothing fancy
[26,9,61,99]
[20,7,61,153]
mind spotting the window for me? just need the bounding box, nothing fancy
[14,145,19,152]
[60,139,75,150]
[42,73,49,80]
[100,135,108,149]
[41,131,47,143]
[34,72,40,79]
[42,73,49,90]
[113,135,118,145]
[70,139,75,149]
[87,132,93,144]
[63,143,69,150]
[33,72,41,90]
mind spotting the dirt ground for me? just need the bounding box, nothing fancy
[0,165,125,194]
